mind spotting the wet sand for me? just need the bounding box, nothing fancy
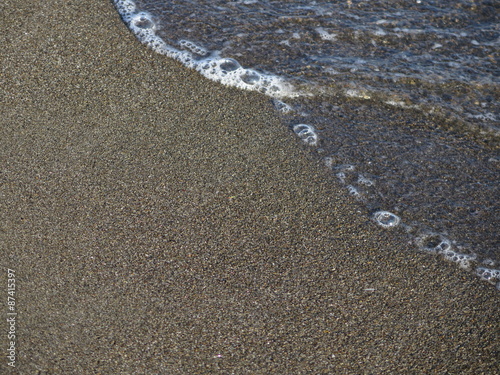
[1,0,499,373]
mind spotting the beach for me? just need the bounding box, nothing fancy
[1,0,499,373]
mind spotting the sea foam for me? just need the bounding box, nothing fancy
[113,1,297,98]
[112,0,500,292]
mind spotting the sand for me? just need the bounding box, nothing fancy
[1,0,498,373]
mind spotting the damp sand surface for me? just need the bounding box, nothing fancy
[118,0,500,269]
[0,0,499,373]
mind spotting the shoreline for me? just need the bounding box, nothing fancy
[1,0,499,373]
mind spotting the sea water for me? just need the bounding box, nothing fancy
[112,0,499,289]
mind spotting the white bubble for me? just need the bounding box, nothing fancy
[241,70,261,85]
[346,185,361,198]
[219,58,241,72]
[358,174,374,186]
[315,27,337,41]
[335,164,355,172]
[292,124,318,146]
[416,233,452,253]
[336,172,346,184]
[345,89,371,99]
[482,258,497,267]
[373,210,400,228]
[273,99,292,113]
[114,0,137,17]
[179,40,208,56]
[323,156,334,168]
[441,250,476,270]
[113,0,297,99]
[476,267,500,285]
[130,12,157,31]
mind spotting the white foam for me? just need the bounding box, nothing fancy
[113,0,500,292]
[323,156,334,168]
[336,172,346,184]
[372,211,401,228]
[114,0,137,17]
[466,112,497,122]
[476,267,500,285]
[345,89,371,100]
[416,233,452,253]
[335,164,355,172]
[346,185,361,198]
[179,40,208,56]
[441,250,476,270]
[292,124,318,146]
[315,27,337,41]
[113,1,297,98]
[358,174,374,186]
[385,100,419,110]
[482,258,497,267]
[393,28,425,35]
[273,99,293,113]
[372,28,387,37]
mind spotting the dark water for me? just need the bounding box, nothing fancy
[112,0,499,289]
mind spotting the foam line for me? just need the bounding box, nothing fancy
[113,1,297,98]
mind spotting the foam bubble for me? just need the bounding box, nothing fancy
[292,124,318,146]
[113,0,297,99]
[323,156,334,168]
[482,258,497,267]
[315,27,337,41]
[373,210,401,228]
[385,100,418,109]
[358,174,374,186]
[345,89,371,100]
[335,164,355,172]
[132,13,156,30]
[476,267,500,285]
[219,58,241,72]
[346,185,361,198]
[273,99,293,113]
[194,56,293,97]
[441,250,476,270]
[416,233,452,253]
[179,40,208,56]
[336,172,346,184]
[114,0,137,17]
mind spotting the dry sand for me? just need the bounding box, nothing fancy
[1,0,498,373]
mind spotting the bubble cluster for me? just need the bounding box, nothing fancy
[346,185,361,199]
[373,211,401,228]
[336,172,346,184]
[335,164,355,172]
[358,174,374,186]
[416,233,452,253]
[273,99,292,113]
[292,124,318,146]
[179,40,208,56]
[322,154,497,290]
[113,0,500,292]
[476,267,500,287]
[133,13,156,30]
[114,0,136,17]
[315,27,337,41]
[441,249,476,270]
[113,0,297,98]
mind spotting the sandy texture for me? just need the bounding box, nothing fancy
[1,0,498,373]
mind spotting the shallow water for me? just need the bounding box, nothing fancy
[112,0,499,289]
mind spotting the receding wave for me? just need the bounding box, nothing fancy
[112,0,500,290]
